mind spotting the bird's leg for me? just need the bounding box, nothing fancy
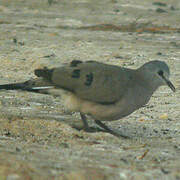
[80,113,106,132]
[80,114,129,138]
[94,120,129,138]
[80,113,90,131]
[94,120,117,135]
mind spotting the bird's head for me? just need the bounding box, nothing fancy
[139,60,175,92]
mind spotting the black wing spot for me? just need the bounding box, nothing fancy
[71,69,81,78]
[84,72,93,86]
[70,60,82,67]
[34,67,54,81]
[158,70,164,76]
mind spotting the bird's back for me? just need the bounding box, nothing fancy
[35,60,135,104]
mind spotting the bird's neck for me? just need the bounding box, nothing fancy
[135,69,159,94]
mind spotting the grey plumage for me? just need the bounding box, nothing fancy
[0,60,175,137]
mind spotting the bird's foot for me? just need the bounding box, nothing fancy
[95,120,130,138]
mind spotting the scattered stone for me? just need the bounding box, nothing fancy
[16,147,21,152]
[159,113,168,120]
[7,174,20,180]
[156,8,167,13]
[161,168,170,174]
[157,52,162,55]
[153,2,167,6]
[170,6,175,10]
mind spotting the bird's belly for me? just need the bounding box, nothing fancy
[85,102,137,121]
[51,88,151,122]
[61,91,138,121]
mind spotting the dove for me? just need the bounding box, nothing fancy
[0,60,175,137]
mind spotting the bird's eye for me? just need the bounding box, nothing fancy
[158,70,163,76]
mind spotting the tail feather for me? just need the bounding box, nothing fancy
[0,81,53,93]
[0,82,26,90]
[0,76,55,95]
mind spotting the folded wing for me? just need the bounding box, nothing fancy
[35,60,134,104]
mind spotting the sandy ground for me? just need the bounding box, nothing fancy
[0,0,180,179]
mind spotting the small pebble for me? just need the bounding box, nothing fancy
[7,174,20,180]
[170,6,175,10]
[159,113,168,120]
[157,52,162,55]
[153,2,167,7]
[156,8,167,13]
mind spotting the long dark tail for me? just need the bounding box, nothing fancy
[0,81,42,92]
[0,78,54,94]
[0,82,26,90]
